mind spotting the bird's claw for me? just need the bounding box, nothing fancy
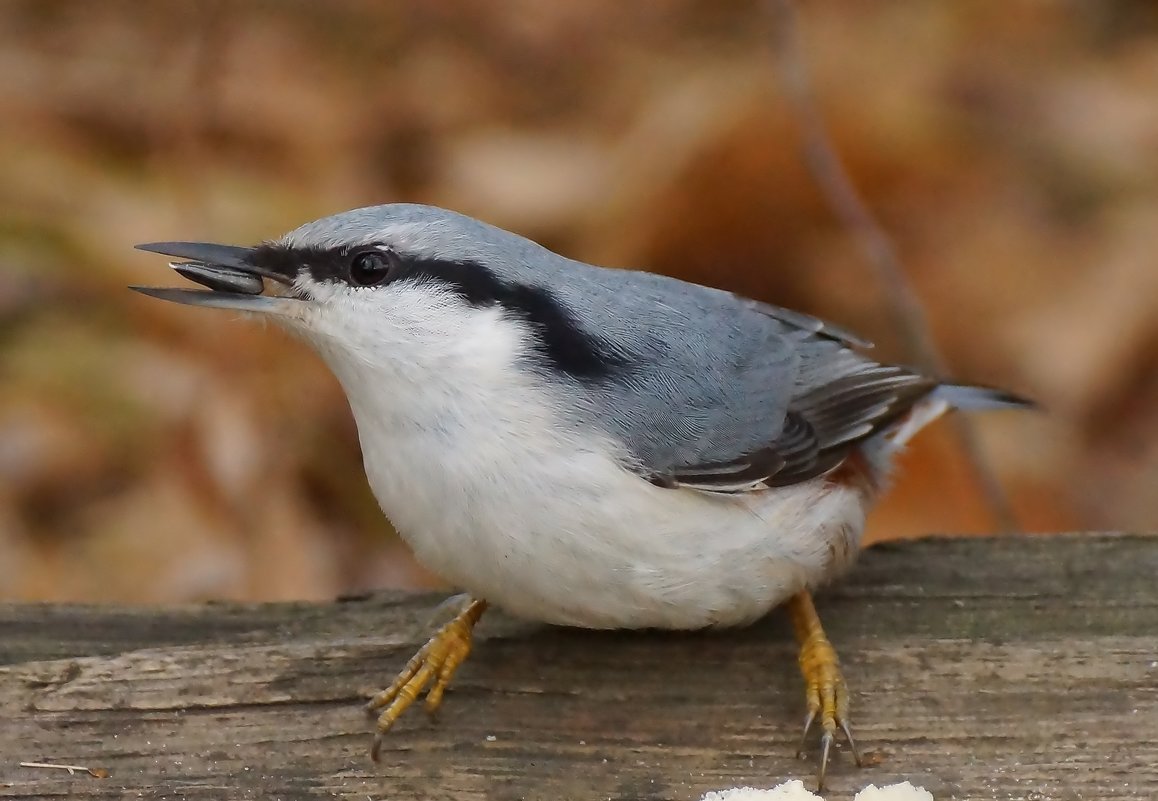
[365,598,486,761]
[798,716,863,790]
[788,591,863,790]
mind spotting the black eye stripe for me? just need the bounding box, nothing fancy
[247,244,398,287]
[246,243,633,383]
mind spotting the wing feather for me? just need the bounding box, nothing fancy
[666,365,936,492]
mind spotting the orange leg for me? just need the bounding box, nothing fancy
[787,590,862,789]
[365,597,487,760]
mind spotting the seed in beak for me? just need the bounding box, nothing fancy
[171,261,266,295]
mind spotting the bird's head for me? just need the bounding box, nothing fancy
[133,204,625,387]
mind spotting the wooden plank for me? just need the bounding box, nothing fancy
[1,534,1155,800]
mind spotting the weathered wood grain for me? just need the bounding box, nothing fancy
[1,534,1155,800]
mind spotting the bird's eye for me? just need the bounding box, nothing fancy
[349,250,397,286]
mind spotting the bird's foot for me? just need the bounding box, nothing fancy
[787,590,863,790]
[365,597,487,760]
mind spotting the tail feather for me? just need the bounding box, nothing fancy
[931,384,1037,412]
[881,382,1034,451]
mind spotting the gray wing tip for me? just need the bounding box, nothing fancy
[740,297,874,349]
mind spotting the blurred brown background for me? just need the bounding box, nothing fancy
[1,1,1156,604]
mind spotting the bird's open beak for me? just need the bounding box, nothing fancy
[130,241,301,314]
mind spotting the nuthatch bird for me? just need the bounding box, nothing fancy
[134,203,1031,788]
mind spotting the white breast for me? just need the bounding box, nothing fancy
[290,287,870,630]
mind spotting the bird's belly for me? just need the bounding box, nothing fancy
[363,441,867,631]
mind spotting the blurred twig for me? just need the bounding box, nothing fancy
[767,0,1021,534]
